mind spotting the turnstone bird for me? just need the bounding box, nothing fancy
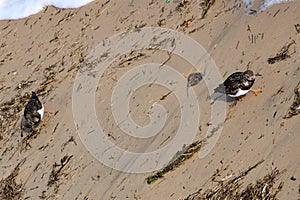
[216,70,261,99]
[21,91,48,133]
[187,72,202,95]
[187,72,202,87]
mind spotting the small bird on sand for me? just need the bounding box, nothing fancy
[187,72,202,87]
[216,70,261,99]
[186,72,202,96]
[21,91,49,133]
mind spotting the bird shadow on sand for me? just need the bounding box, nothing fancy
[211,84,236,103]
[20,116,32,135]
[186,72,236,103]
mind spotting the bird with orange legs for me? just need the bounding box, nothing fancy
[217,69,262,100]
[21,91,51,134]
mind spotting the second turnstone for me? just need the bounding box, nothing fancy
[21,91,47,133]
[187,72,202,96]
[217,70,261,99]
[187,72,202,87]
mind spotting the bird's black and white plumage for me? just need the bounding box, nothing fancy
[21,91,44,132]
[218,70,256,98]
[186,72,203,96]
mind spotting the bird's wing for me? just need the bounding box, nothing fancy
[239,80,254,90]
[225,81,240,94]
[223,72,243,87]
[223,72,243,94]
[24,99,38,114]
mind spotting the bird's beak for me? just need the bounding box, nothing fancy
[255,73,263,77]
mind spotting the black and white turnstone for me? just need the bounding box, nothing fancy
[187,72,202,87]
[217,70,261,99]
[21,91,48,133]
[187,72,202,96]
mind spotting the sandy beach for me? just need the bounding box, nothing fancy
[0,0,299,199]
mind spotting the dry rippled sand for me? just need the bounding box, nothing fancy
[0,0,299,199]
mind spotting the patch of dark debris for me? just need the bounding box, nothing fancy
[295,24,300,34]
[199,0,215,19]
[147,140,203,184]
[185,160,285,200]
[267,40,296,64]
[117,51,147,68]
[21,128,42,151]
[48,155,73,191]
[175,0,191,12]
[284,81,300,119]
[0,161,25,200]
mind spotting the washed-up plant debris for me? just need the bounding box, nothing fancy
[175,0,191,12]
[0,161,24,200]
[295,24,300,34]
[199,0,215,19]
[147,140,203,184]
[185,160,285,200]
[284,81,300,119]
[48,155,73,187]
[267,40,295,64]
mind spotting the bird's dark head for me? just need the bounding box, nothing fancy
[31,91,38,100]
[243,70,255,81]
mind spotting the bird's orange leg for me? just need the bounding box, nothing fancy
[250,88,262,95]
[42,108,52,126]
[41,119,47,126]
[44,108,52,116]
